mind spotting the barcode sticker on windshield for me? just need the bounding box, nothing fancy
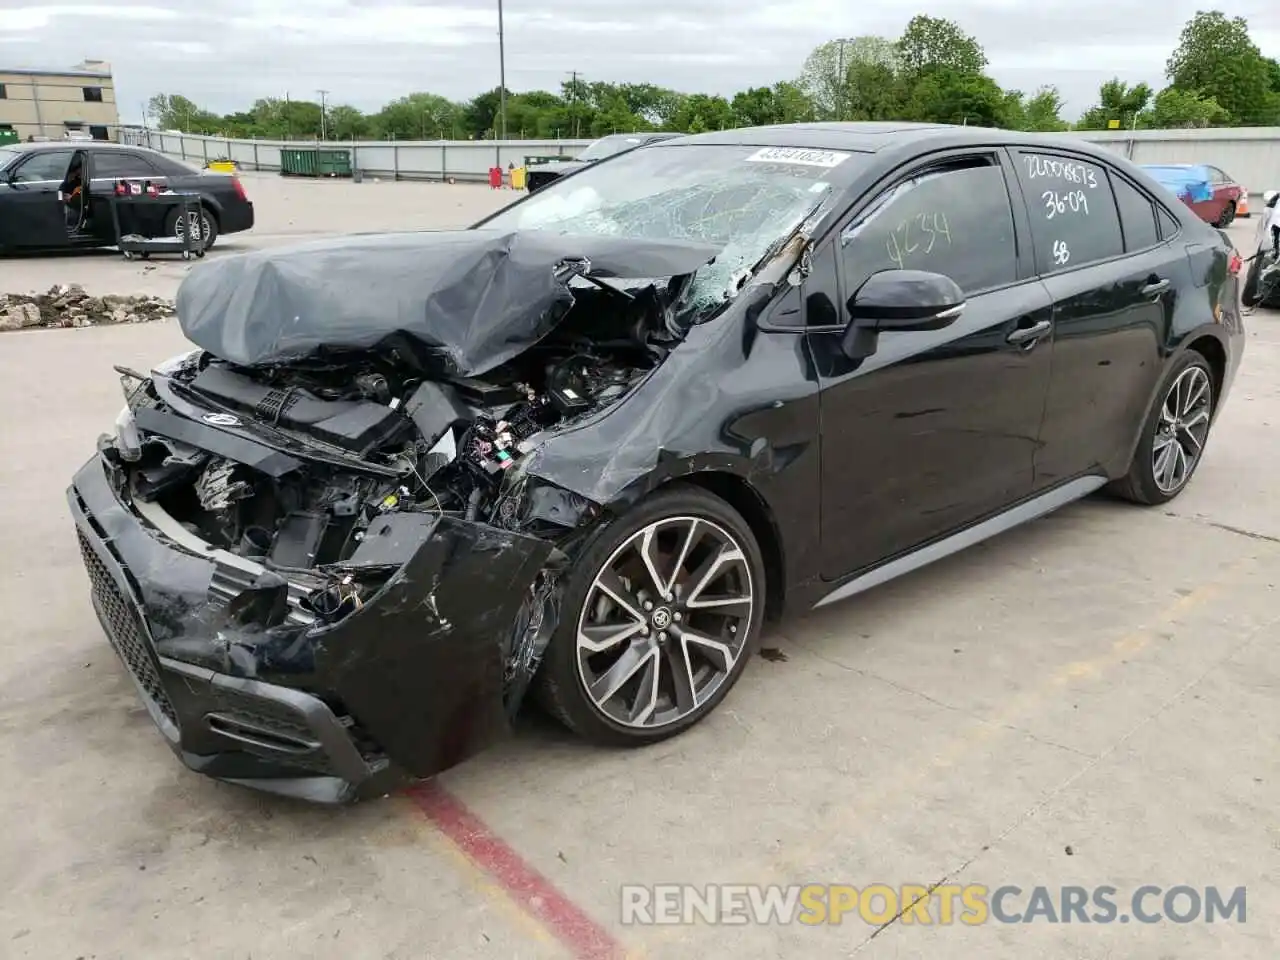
[745,147,852,168]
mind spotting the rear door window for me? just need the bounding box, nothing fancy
[837,158,1019,297]
[93,151,162,179]
[1110,174,1161,252]
[1014,151,1124,274]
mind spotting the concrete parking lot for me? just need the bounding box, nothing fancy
[1,173,1277,959]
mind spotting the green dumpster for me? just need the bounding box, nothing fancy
[0,129,19,146]
[279,147,354,178]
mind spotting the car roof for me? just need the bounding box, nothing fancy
[650,121,1129,161]
[8,141,158,154]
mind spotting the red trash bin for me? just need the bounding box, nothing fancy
[488,166,502,189]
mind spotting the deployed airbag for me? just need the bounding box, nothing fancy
[174,228,719,377]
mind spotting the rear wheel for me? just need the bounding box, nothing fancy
[1109,353,1215,505]
[1215,202,1236,228]
[537,486,765,746]
[166,205,218,250]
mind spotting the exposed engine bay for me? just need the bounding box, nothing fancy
[113,280,672,614]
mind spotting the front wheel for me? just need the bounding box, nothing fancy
[1109,353,1215,505]
[1216,202,1236,228]
[537,486,766,746]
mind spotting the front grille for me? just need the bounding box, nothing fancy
[77,531,179,727]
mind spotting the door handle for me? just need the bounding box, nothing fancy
[1007,319,1052,345]
[1140,278,1171,297]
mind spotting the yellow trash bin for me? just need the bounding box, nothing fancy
[511,166,527,190]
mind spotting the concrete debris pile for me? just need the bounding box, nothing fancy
[0,284,175,331]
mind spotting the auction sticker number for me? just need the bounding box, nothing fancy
[745,147,853,168]
[1052,240,1071,265]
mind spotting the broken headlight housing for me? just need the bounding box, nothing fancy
[113,405,143,461]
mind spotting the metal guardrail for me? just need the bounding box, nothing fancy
[121,129,595,184]
[120,126,1280,195]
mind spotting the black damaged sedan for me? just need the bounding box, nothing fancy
[70,123,1245,803]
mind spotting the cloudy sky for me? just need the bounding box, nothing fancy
[3,0,1277,124]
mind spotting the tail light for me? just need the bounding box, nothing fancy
[1228,251,1243,276]
[231,176,248,201]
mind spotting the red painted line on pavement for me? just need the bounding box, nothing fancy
[406,781,628,960]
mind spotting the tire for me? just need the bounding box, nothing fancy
[1215,202,1236,228]
[537,485,766,747]
[165,205,218,251]
[1109,352,1216,505]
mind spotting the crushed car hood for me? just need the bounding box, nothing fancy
[174,228,720,377]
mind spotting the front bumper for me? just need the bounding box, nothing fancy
[68,452,555,803]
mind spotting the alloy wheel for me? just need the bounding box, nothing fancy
[575,516,755,730]
[174,211,211,244]
[1152,365,1212,494]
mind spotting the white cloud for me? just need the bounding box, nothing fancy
[0,0,1274,121]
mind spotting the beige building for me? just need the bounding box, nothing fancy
[0,60,119,142]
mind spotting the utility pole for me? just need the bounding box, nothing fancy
[496,0,507,164]
[836,39,846,121]
[567,70,580,137]
[317,88,329,140]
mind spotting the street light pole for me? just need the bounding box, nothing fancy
[836,39,845,121]
[497,0,507,164]
[317,88,329,141]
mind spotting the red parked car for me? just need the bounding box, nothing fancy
[1142,163,1244,228]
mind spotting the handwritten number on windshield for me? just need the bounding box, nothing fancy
[886,212,951,269]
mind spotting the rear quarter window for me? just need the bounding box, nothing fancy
[1109,174,1161,252]
[1014,151,1123,274]
[154,154,199,176]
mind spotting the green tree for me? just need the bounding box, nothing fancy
[896,16,987,78]
[1143,86,1228,128]
[464,87,509,138]
[903,69,1007,126]
[1165,11,1275,124]
[731,86,779,127]
[325,105,370,140]
[799,36,898,120]
[844,59,903,121]
[670,94,735,133]
[1264,57,1280,94]
[1021,86,1069,131]
[770,81,817,123]
[147,94,221,133]
[371,93,461,139]
[1077,79,1153,130]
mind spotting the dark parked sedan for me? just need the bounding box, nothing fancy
[524,131,682,192]
[69,122,1244,803]
[1242,188,1279,308]
[0,141,254,254]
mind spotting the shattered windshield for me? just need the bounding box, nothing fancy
[576,135,645,161]
[483,143,864,318]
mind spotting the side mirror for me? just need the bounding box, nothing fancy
[842,269,965,359]
[1264,190,1279,209]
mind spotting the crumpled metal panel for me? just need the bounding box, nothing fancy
[174,228,719,377]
